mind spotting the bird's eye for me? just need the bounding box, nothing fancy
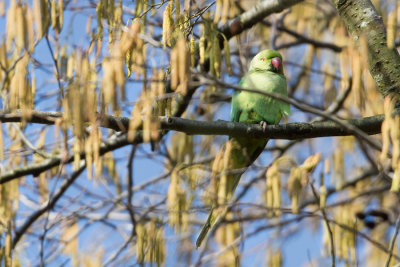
[260,58,266,61]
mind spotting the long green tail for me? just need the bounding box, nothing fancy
[196,207,216,248]
[196,137,267,248]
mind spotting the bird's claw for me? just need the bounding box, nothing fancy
[260,121,268,132]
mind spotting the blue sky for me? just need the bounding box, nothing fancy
[0,1,390,266]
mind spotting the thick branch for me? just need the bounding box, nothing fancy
[220,0,304,40]
[163,115,385,139]
[264,21,343,52]
[333,0,400,97]
[0,108,388,182]
[0,109,387,140]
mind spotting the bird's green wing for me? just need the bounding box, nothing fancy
[196,49,290,248]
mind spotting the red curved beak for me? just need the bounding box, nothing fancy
[271,57,282,69]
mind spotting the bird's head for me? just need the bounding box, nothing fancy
[249,49,284,75]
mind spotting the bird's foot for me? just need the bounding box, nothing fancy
[260,121,268,132]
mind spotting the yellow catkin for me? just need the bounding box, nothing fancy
[272,168,281,216]
[288,168,301,214]
[351,47,365,112]
[38,173,48,203]
[223,36,232,76]
[66,52,75,79]
[320,174,326,209]
[391,116,400,168]
[6,0,16,51]
[221,0,229,24]
[127,94,143,142]
[141,220,165,266]
[75,48,82,78]
[27,8,35,52]
[157,69,165,116]
[125,47,132,78]
[175,0,181,23]
[391,167,400,193]
[85,135,93,179]
[51,0,57,29]
[168,170,178,228]
[121,21,140,54]
[177,37,188,94]
[40,0,50,37]
[61,221,79,265]
[135,0,142,17]
[73,139,81,170]
[0,1,4,17]
[387,4,397,50]
[199,24,206,66]
[96,1,103,42]
[391,103,400,192]
[86,15,92,35]
[142,92,152,143]
[33,0,43,38]
[190,36,195,67]
[162,1,173,47]
[302,153,322,171]
[58,0,64,31]
[101,58,116,110]
[199,35,205,65]
[0,43,4,85]
[15,3,26,51]
[112,48,125,102]
[333,148,344,189]
[9,53,29,110]
[136,222,146,263]
[4,222,12,266]
[265,169,274,217]
[93,128,101,177]
[213,0,221,23]
[339,49,350,90]
[170,47,178,90]
[213,34,221,78]
[324,158,330,174]
[0,122,3,161]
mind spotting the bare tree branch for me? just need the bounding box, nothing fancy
[220,0,304,40]
[12,163,87,248]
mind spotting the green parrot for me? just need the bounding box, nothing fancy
[196,49,291,248]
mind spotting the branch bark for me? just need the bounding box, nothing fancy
[0,108,389,183]
[332,0,400,97]
[0,109,388,140]
[220,0,304,40]
[0,133,133,184]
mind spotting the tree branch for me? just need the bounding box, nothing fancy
[332,0,400,97]
[12,163,86,248]
[220,0,304,40]
[0,133,133,184]
[0,108,389,140]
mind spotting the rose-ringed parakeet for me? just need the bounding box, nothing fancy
[196,49,290,248]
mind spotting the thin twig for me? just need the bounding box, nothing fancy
[45,35,63,108]
[12,123,52,159]
[310,183,335,267]
[385,214,400,267]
